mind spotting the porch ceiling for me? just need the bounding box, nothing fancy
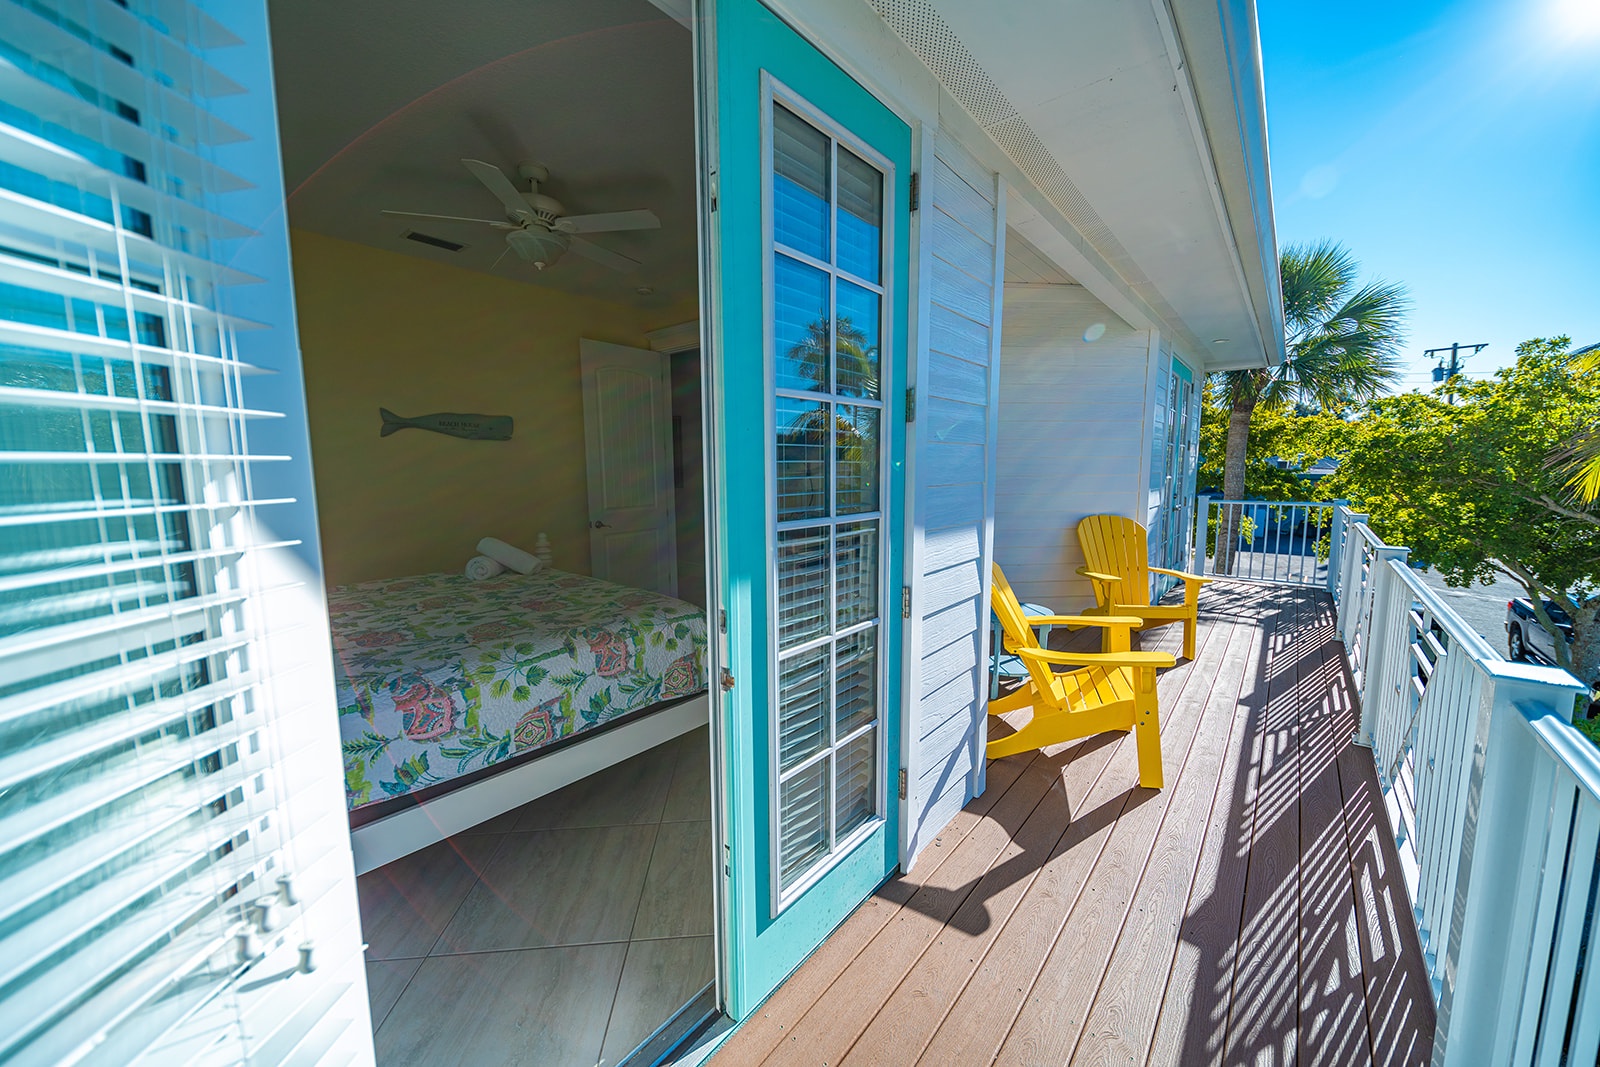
[922,0,1283,372]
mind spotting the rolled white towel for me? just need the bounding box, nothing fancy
[464,555,506,581]
[477,537,542,575]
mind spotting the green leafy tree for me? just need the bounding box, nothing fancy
[1212,242,1407,572]
[1198,384,1346,501]
[1323,338,1600,693]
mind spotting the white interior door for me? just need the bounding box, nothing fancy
[580,338,679,596]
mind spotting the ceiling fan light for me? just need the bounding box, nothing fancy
[506,227,569,269]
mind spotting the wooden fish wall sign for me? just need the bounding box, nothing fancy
[379,408,514,441]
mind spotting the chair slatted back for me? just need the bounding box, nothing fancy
[1078,514,1151,608]
[990,563,1065,707]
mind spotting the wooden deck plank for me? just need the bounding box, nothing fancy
[756,745,1094,1066]
[1297,591,1377,1067]
[711,750,1038,1065]
[1332,627,1437,1067]
[1222,586,1310,1066]
[1065,604,1261,1064]
[976,603,1241,1066]
[708,583,1436,1067]
[858,618,1225,1066]
[1145,583,1279,1066]
[837,719,1131,1063]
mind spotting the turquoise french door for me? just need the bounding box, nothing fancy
[704,0,912,1018]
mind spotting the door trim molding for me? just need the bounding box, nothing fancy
[648,319,703,353]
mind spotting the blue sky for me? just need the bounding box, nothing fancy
[1258,0,1600,392]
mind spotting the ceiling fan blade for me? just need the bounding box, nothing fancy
[461,159,533,220]
[567,236,640,272]
[553,209,661,235]
[380,209,508,226]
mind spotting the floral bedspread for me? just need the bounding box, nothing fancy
[331,569,707,810]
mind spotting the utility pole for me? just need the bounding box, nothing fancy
[1426,342,1488,403]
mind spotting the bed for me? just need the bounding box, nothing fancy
[329,567,709,872]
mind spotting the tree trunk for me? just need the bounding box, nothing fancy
[1569,597,1599,715]
[1214,393,1258,575]
[1520,587,1597,718]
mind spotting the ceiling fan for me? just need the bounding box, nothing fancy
[381,158,659,272]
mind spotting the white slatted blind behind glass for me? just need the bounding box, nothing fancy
[769,101,886,903]
[0,2,370,1063]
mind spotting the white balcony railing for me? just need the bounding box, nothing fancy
[1201,497,1597,1066]
[1194,496,1337,587]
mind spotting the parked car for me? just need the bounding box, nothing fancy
[1507,597,1575,666]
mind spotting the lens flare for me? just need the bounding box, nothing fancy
[1553,0,1600,38]
[1083,322,1107,343]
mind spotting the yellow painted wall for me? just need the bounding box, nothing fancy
[291,229,696,586]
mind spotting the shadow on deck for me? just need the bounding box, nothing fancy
[712,582,1435,1066]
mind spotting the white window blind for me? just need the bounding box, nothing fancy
[0,2,371,1064]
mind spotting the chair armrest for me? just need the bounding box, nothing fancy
[1022,614,1145,629]
[1016,647,1176,670]
[1076,567,1122,584]
[1150,566,1213,585]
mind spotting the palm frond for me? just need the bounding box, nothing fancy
[1554,347,1600,504]
[1264,244,1408,411]
[1280,241,1361,339]
[1565,440,1600,503]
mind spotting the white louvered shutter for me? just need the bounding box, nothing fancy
[0,2,373,1063]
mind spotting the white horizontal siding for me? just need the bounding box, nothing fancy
[994,282,1152,609]
[905,130,1003,864]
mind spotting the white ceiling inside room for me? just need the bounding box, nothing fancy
[268,0,697,309]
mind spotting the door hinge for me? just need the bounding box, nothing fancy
[909,171,920,212]
[719,608,727,634]
[905,385,916,422]
[897,768,908,800]
[720,668,735,691]
[902,586,912,619]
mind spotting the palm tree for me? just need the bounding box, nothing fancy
[1213,242,1408,573]
[776,317,882,520]
[1557,345,1600,504]
[785,316,878,396]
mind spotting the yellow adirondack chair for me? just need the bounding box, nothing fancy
[1076,514,1212,660]
[988,562,1174,788]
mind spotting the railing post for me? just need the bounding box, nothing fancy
[1353,557,1394,747]
[1193,494,1211,576]
[1354,551,1408,746]
[1336,514,1370,646]
[1327,500,1350,599]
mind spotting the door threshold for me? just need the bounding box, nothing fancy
[618,982,720,1067]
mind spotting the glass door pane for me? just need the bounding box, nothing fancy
[769,101,887,902]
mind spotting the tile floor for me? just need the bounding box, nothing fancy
[357,726,714,1066]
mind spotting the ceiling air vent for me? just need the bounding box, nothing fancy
[403,230,464,252]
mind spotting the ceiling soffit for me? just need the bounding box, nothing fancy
[864,0,1204,356]
[864,0,1277,370]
